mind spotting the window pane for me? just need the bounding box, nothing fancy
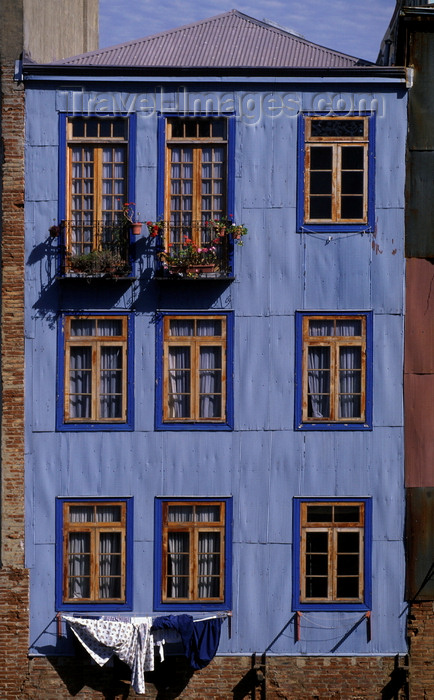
[335,320,362,336]
[70,319,96,336]
[95,505,122,522]
[309,196,332,220]
[99,532,122,599]
[169,320,195,336]
[168,347,191,418]
[309,320,334,336]
[69,347,92,418]
[198,532,221,598]
[310,146,333,169]
[310,171,332,195]
[337,531,360,554]
[336,577,360,598]
[197,320,222,336]
[311,119,364,138]
[196,505,221,522]
[342,146,364,170]
[167,532,190,598]
[68,532,90,598]
[341,195,364,219]
[334,505,360,522]
[341,171,364,195]
[168,506,194,522]
[97,319,123,336]
[306,505,333,523]
[100,347,123,419]
[307,346,330,418]
[69,506,94,522]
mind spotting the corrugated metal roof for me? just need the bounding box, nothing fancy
[52,10,368,68]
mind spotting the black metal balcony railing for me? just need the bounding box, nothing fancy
[62,220,131,277]
[156,220,233,278]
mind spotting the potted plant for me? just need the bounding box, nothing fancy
[159,238,220,277]
[123,202,142,235]
[206,217,248,244]
[68,249,131,277]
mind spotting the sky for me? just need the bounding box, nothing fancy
[99,0,397,63]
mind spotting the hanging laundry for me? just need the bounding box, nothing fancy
[151,614,223,670]
[63,615,154,695]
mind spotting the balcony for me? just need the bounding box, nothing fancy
[154,219,246,281]
[59,220,133,280]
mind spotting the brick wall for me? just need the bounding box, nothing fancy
[18,654,408,699]
[0,60,30,699]
[408,601,434,699]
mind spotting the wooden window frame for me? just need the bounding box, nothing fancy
[57,313,134,431]
[302,314,366,424]
[161,314,228,425]
[297,113,375,233]
[292,498,372,612]
[161,500,225,603]
[300,501,364,604]
[295,311,373,431]
[154,496,233,611]
[164,117,228,248]
[56,497,133,612]
[62,500,126,604]
[63,315,128,424]
[65,117,129,256]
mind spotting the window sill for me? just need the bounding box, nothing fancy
[155,270,235,282]
[296,422,372,431]
[59,272,137,282]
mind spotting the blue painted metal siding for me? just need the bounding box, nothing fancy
[25,80,407,658]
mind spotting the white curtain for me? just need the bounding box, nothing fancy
[168,347,190,418]
[69,347,92,419]
[199,347,221,418]
[167,531,189,598]
[307,346,330,419]
[339,347,361,418]
[198,532,221,598]
[100,347,122,419]
[99,532,121,599]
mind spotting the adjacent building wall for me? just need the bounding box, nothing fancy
[0,2,98,697]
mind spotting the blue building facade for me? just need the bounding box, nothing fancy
[23,12,410,695]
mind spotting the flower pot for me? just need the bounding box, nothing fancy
[186,264,216,274]
[131,222,142,235]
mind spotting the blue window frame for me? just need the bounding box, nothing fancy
[55,497,133,612]
[297,113,375,233]
[58,113,137,276]
[56,312,134,431]
[295,311,373,431]
[154,496,232,611]
[155,311,234,431]
[292,497,372,612]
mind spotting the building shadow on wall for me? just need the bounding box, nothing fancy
[46,651,194,699]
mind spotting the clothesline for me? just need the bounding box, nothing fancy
[57,610,232,638]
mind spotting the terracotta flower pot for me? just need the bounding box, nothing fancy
[131,222,142,235]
